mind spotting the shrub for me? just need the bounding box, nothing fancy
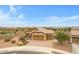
[4,38,11,42]
[55,31,70,45]
[19,36,26,42]
[23,41,29,45]
[17,43,24,46]
[3,34,13,42]
[17,36,29,46]
[17,41,26,46]
[23,42,27,45]
[11,40,16,44]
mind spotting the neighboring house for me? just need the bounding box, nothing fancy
[71,27,79,53]
[30,27,55,40]
[71,27,79,44]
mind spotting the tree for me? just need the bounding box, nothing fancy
[55,31,70,45]
[63,27,71,33]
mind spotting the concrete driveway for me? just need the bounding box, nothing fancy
[26,40,53,48]
[26,40,72,52]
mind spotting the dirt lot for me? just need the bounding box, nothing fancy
[0,40,17,48]
[53,42,72,52]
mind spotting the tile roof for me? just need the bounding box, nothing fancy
[36,27,54,34]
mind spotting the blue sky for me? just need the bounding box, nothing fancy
[0,5,79,27]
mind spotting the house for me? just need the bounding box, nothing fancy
[71,27,79,53]
[71,27,79,44]
[30,27,55,40]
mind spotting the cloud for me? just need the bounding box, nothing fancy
[0,5,79,27]
[43,15,79,27]
[44,16,59,20]
[18,14,24,19]
[0,5,24,19]
[45,15,79,22]
[0,5,26,27]
[9,5,16,15]
[66,15,79,19]
[0,10,10,20]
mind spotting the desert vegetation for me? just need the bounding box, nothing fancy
[0,31,14,42]
[0,27,72,52]
[17,36,29,46]
[54,28,71,45]
[0,27,34,46]
[55,30,70,45]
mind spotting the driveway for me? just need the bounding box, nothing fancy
[26,40,53,48]
[26,40,72,52]
[72,43,79,53]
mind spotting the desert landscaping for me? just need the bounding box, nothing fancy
[0,27,73,53]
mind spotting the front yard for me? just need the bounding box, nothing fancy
[0,37,72,52]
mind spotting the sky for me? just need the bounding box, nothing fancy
[0,5,79,27]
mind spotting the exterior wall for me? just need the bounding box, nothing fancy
[71,29,79,35]
[46,34,53,40]
[71,29,79,44]
[31,31,54,40]
[71,29,79,53]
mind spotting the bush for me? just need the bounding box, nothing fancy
[11,40,16,44]
[17,36,29,46]
[17,43,24,46]
[3,34,13,42]
[23,42,27,45]
[55,31,70,45]
[4,38,11,42]
[19,36,26,42]
[23,41,29,45]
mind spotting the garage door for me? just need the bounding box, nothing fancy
[46,34,53,40]
[33,35,44,40]
[72,37,79,44]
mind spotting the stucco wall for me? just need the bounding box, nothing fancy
[71,29,79,35]
[46,34,53,40]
